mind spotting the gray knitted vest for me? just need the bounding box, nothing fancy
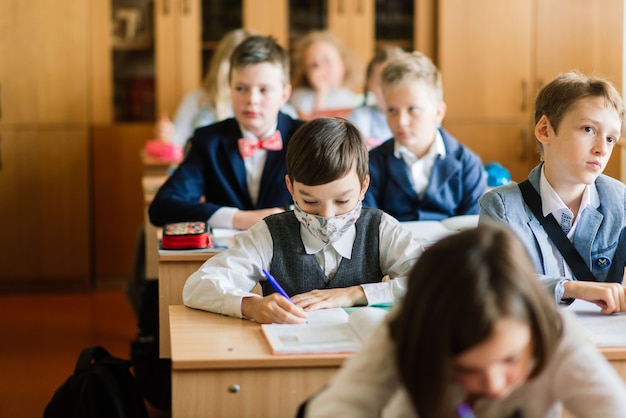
[262,208,384,297]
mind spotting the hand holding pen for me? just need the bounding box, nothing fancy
[240,270,307,324]
[262,269,293,303]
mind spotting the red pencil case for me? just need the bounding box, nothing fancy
[161,221,212,250]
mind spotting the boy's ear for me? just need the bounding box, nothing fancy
[535,115,552,145]
[285,174,295,196]
[360,174,370,199]
[281,83,292,105]
[435,101,447,125]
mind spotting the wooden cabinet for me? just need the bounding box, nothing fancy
[0,1,89,125]
[0,128,90,288]
[0,1,91,288]
[439,0,624,182]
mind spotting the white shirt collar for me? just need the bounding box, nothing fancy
[299,224,356,260]
[238,123,278,139]
[393,130,446,162]
[539,166,599,217]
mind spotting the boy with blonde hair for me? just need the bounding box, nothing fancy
[364,51,486,221]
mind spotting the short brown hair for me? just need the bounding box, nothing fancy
[535,71,624,155]
[389,222,563,417]
[229,35,290,85]
[286,117,368,186]
[381,51,443,101]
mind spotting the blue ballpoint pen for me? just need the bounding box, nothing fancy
[262,269,293,304]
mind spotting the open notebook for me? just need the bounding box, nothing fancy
[261,306,388,355]
[566,299,626,346]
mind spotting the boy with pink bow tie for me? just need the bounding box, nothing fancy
[149,35,304,230]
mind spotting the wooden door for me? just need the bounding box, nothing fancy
[0,128,90,287]
[535,0,624,180]
[243,0,288,48]
[327,0,375,65]
[155,0,202,118]
[438,0,533,122]
[0,0,89,125]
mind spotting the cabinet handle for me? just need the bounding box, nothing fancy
[357,0,364,14]
[520,79,528,112]
[338,0,345,14]
[520,128,529,162]
[228,384,240,393]
[537,79,545,92]
[163,0,170,15]
[183,0,190,14]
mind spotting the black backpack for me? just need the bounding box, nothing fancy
[44,345,149,418]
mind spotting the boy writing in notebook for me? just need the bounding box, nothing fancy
[183,117,422,324]
[479,71,626,313]
[364,51,486,221]
[149,35,304,230]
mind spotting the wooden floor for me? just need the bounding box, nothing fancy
[0,287,145,417]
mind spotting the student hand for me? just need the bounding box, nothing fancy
[241,295,308,324]
[563,281,626,314]
[155,114,174,143]
[233,208,284,230]
[291,286,367,311]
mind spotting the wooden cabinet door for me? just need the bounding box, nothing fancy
[438,0,533,122]
[0,0,89,125]
[328,0,375,65]
[0,128,90,286]
[536,0,623,93]
[155,0,202,118]
[443,122,539,183]
[535,0,623,181]
[243,0,288,48]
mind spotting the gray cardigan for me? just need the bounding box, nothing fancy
[479,163,626,299]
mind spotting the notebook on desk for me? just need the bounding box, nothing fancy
[566,299,626,346]
[261,307,388,355]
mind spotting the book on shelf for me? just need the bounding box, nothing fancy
[261,306,389,355]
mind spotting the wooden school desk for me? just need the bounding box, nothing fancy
[561,300,626,418]
[169,305,626,418]
[169,305,348,418]
[156,219,479,358]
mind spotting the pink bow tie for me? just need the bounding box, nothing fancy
[238,131,283,159]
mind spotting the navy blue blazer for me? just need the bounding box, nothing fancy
[149,112,305,226]
[364,128,486,221]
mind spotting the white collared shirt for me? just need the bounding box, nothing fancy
[393,131,446,198]
[539,167,599,300]
[208,124,278,228]
[182,212,422,318]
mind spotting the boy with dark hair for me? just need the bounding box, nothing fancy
[480,71,626,313]
[183,117,422,324]
[149,35,304,230]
